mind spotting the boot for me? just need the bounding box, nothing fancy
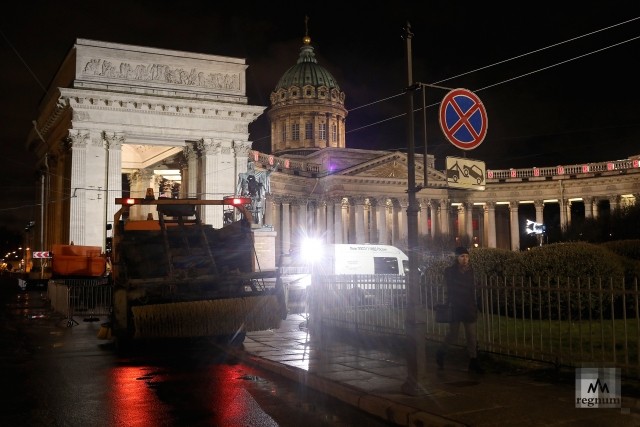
[436,349,445,369]
[468,357,484,374]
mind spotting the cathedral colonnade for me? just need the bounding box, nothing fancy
[261,164,639,256]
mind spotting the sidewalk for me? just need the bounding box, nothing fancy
[244,313,640,427]
[8,287,640,427]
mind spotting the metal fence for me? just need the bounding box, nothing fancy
[48,278,112,327]
[311,274,640,377]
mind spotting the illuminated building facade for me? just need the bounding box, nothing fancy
[28,38,639,259]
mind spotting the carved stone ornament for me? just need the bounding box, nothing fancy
[82,58,240,91]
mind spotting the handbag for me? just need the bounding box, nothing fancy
[435,304,453,323]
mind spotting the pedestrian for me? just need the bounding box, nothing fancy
[436,246,484,373]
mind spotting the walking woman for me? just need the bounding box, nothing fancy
[436,246,483,373]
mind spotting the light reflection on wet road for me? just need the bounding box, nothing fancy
[0,287,392,427]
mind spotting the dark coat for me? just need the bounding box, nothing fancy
[444,263,478,323]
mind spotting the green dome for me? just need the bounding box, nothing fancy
[274,43,341,91]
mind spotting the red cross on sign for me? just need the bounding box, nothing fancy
[439,88,488,150]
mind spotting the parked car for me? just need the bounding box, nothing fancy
[464,164,484,184]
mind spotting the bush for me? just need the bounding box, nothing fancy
[522,242,625,278]
[480,243,627,320]
[600,239,640,261]
[470,248,524,277]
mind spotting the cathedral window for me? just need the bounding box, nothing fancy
[292,123,300,140]
[281,124,287,142]
[331,124,337,142]
[305,122,313,140]
[319,123,326,140]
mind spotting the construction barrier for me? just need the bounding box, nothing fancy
[47,278,112,327]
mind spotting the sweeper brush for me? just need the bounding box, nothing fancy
[131,296,283,339]
[108,194,286,344]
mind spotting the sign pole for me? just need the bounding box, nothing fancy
[401,22,428,396]
[421,84,428,189]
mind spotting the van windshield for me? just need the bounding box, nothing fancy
[373,257,400,274]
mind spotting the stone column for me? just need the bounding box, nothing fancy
[353,196,367,244]
[534,200,544,224]
[128,169,155,220]
[465,202,473,244]
[475,205,484,247]
[559,199,567,231]
[592,198,599,219]
[376,197,388,245]
[567,200,574,227]
[456,204,464,240]
[364,201,372,243]
[417,201,425,238]
[80,131,108,246]
[439,199,450,237]
[305,200,314,235]
[583,197,593,219]
[509,201,520,251]
[485,201,497,248]
[334,198,344,244]
[317,199,326,239]
[609,195,620,214]
[281,198,291,254]
[326,201,335,244]
[104,133,123,231]
[271,197,281,255]
[68,130,88,245]
[391,199,403,247]
[51,150,66,246]
[296,201,307,246]
[264,195,273,227]
[198,138,223,228]
[368,199,377,244]
[234,141,252,190]
[184,143,198,198]
[429,201,438,237]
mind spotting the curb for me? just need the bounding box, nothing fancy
[245,354,466,427]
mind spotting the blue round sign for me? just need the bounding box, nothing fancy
[439,88,488,150]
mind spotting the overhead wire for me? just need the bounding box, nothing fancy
[0,28,47,93]
[3,17,639,213]
[195,18,640,144]
[432,16,640,85]
[345,19,640,135]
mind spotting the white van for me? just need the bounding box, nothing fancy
[320,244,409,276]
[277,243,408,312]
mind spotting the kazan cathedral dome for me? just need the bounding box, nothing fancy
[268,34,348,155]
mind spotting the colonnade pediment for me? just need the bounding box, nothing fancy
[336,151,446,183]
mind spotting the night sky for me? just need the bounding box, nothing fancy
[1,1,639,235]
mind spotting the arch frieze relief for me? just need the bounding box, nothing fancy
[82,58,240,91]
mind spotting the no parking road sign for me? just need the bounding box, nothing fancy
[439,88,488,150]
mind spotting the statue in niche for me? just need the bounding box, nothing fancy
[237,161,273,225]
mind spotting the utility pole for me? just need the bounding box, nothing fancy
[401,22,428,396]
